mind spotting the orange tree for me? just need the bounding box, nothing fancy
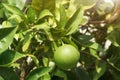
[0,0,120,80]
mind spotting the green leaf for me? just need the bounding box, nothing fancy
[54,69,67,80]
[27,7,36,23]
[89,49,101,60]
[65,6,84,35]
[25,67,52,80]
[93,61,107,80]
[89,42,104,52]
[2,3,25,19]
[43,57,49,67]
[0,27,17,54]
[107,29,120,47]
[0,67,19,80]
[57,5,67,28]
[0,50,25,67]
[39,73,51,80]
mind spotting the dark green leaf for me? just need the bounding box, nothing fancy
[0,50,25,67]
[0,67,19,80]
[93,61,107,80]
[65,67,91,80]
[107,29,120,47]
[75,34,93,45]
[0,7,4,18]
[0,27,17,54]
[75,67,91,80]
[25,67,52,80]
[107,45,120,71]
[110,68,120,80]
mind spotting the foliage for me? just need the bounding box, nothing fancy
[0,0,120,80]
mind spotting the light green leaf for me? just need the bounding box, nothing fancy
[2,0,26,10]
[8,14,22,26]
[22,33,32,52]
[2,3,25,19]
[43,57,49,67]
[80,16,89,25]
[0,50,26,67]
[32,22,50,30]
[2,21,12,28]
[89,49,101,60]
[0,67,19,80]
[74,0,98,9]
[0,76,4,80]
[89,42,104,52]
[38,9,53,20]
[0,27,17,54]
[25,67,52,80]
[65,6,84,35]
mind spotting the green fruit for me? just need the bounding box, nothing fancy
[54,44,80,70]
